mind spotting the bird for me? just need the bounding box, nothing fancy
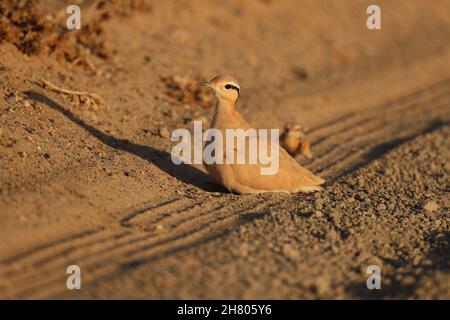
[280,122,313,159]
[199,75,324,195]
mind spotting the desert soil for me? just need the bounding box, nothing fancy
[0,0,449,299]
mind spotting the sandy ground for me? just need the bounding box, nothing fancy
[0,0,449,299]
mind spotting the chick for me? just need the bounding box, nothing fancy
[280,122,313,159]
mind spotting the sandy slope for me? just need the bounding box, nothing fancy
[0,0,449,299]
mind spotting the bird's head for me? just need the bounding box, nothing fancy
[198,75,240,103]
[284,122,307,135]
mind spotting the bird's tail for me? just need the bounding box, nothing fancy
[296,185,323,193]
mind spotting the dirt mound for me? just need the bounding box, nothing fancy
[0,0,149,67]
[162,75,213,108]
[0,0,51,55]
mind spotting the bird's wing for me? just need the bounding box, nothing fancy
[213,112,324,192]
[227,133,324,192]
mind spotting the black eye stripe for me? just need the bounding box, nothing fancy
[225,84,240,93]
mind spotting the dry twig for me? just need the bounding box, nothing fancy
[40,79,103,105]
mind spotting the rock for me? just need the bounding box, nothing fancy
[423,201,439,212]
[282,243,300,260]
[412,255,422,266]
[158,126,170,139]
[315,198,324,210]
[4,91,16,104]
[143,55,152,64]
[357,177,365,188]
[239,243,249,257]
[402,275,416,286]
[313,276,330,295]
[314,210,323,218]
[387,202,396,210]
[329,210,340,225]
[326,230,340,242]
[291,66,308,81]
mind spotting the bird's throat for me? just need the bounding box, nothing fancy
[215,99,236,114]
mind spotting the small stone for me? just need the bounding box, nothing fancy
[291,66,308,81]
[282,243,300,260]
[412,255,422,266]
[376,203,387,211]
[423,201,439,212]
[239,243,249,257]
[5,92,16,104]
[330,210,340,224]
[422,258,432,266]
[314,210,323,218]
[313,276,330,295]
[402,275,416,286]
[326,230,340,242]
[88,112,98,123]
[315,198,324,210]
[357,177,365,188]
[370,256,383,267]
[158,126,170,139]
[143,55,152,64]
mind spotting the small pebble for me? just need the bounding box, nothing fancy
[423,201,439,212]
[159,126,170,139]
[282,243,300,260]
[314,210,323,218]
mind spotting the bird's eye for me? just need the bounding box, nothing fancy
[224,84,239,93]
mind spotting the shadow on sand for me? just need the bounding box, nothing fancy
[25,91,225,193]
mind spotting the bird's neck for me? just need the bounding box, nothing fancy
[210,99,238,128]
[215,99,236,114]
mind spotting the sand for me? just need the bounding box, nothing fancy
[0,0,449,299]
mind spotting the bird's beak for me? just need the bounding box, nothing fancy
[197,81,214,90]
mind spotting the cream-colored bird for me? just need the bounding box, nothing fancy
[199,75,324,195]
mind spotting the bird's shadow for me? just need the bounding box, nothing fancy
[24,91,225,193]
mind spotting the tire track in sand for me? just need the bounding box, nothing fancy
[1,78,448,298]
[0,194,283,298]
